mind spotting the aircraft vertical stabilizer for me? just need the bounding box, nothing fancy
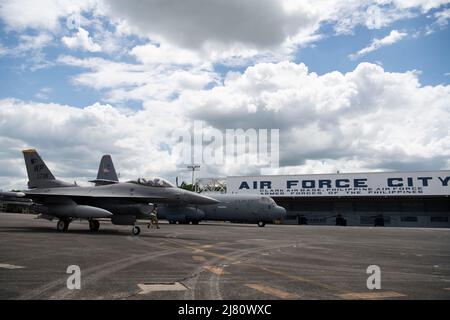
[22,149,75,189]
[90,155,119,186]
[23,149,55,188]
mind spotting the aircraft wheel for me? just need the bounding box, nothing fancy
[57,219,69,231]
[132,226,141,236]
[89,220,100,231]
[257,221,266,227]
[191,220,199,225]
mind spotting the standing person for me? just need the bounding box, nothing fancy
[148,205,160,229]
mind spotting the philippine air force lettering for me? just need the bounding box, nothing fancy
[227,171,450,197]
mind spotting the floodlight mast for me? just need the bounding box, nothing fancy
[187,164,200,191]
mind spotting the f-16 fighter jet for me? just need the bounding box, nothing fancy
[1,149,219,235]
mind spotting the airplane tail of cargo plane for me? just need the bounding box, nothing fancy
[22,149,75,189]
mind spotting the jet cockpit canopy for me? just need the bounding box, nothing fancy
[128,177,175,188]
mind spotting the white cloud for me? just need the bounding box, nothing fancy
[17,33,53,51]
[177,61,450,174]
[0,33,53,56]
[435,7,450,26]
[0,0,98,32]
[104,0,318,50]
[57,55,218,102]
[0,33,55,70]
[391,0,450,12]
[34,87,53,100]
[62,27,102,52]
[130,43,203,66]
[349,29,407,60]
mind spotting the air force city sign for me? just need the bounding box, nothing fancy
[227,171,450,197]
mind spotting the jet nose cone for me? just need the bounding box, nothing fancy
[276,206,286,218]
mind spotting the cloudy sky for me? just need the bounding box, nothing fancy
[0,0,449,189]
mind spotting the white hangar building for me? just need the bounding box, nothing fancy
[226,170,450,227]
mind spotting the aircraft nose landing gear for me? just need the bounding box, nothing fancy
[132,225,141,236]
[89,220,100,232]
[56,219,69,231]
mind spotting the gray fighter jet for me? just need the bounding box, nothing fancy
[97,155,286,227]
[2,149,219,235]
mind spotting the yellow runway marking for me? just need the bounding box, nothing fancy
[192,255,207,262]
[204,266,229,275]
[337,291,406,300]
[245,283,299,299]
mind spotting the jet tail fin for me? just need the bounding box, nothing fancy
[90,155,119,186]
[23,149,55,188]
[22,149,75,189]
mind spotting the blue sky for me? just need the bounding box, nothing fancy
[0,0,449,188]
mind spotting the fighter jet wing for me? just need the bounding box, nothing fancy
[23,189,175,204]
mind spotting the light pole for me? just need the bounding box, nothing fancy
[187,164,200,192]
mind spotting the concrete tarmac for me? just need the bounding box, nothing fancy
[1,213,449,300]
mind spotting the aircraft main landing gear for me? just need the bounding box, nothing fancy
[374,216,385,227]
[257,221,266,227]
[89,220,100,232]
[336,215,347,226]
[56,219,69,231]
[132,225,141,236]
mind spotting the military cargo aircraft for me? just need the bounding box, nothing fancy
[157,193,286,227]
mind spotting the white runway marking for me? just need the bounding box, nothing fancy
[137,282,187,294]
[245,283,299,299]
[203,266,229,275]
[337,291,406,300]
[0,263,25,269]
